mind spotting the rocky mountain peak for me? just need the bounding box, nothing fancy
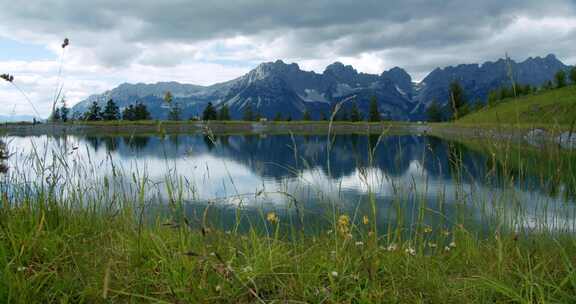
[323,62,358,76]
[382,67,412,84]
[248,60,301,82]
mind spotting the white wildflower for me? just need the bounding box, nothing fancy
[405,247,416,256]
[242,266,253,273]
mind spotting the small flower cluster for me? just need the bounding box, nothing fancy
[1,74,14,83]
[405,247,416,256]
[444,241,457,252]
[266,212,279,225]
[337,215,351,237]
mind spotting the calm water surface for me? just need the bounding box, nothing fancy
[3,134,575,234]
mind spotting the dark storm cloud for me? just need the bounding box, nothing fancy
[0,0,574,72]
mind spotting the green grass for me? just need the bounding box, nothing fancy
[458,85,576,128]
[2,199,576,303]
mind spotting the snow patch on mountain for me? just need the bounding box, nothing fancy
[300,89,329,103]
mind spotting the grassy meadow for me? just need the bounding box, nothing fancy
[457,86,576,129]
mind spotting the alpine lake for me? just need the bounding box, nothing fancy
[2,128,575,238]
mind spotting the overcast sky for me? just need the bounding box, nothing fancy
[1,0,575,117]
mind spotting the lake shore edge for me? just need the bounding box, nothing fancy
[2,121,574,149]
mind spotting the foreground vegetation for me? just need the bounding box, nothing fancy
[2,203,576,303]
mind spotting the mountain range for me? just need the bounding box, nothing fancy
[72,54,571,121]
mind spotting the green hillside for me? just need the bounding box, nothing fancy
[457,85,576,127]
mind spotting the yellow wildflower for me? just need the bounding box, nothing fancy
[362,215,369,225]
[266,212,279,224]
[337,215,350,236]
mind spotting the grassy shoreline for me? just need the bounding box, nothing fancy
[1,120,421,137]
[1,120,573,139]
[2,198,576,303]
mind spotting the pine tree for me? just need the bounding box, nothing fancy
[570,67,576,85]
[134,103,151,120]
[60,104,69,122]
[122,105,136,121]
[218,104,231,121]
[302,110,311,121]
[350,103,362,122]
[426,100,443,122]
[51,108,61,122]
[168,102,181,121]
[163,91,173,104]
[202,102,217,120]
[102,99,120,120]
[368,96,380,122]
[85,101,102,121]
[448,81,467,120]
[555,70,567,88]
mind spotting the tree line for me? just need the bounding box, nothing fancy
[50,99,151,122]
[51,96,386,123]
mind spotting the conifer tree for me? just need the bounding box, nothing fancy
[426,100,443,122]
[350,103,362,122]
[168,102,182,121]
[570,67,576,85]
[102,99,120,120]
[448,81,467,120]
[202,102,218,120]
[134,103,151,120]
[85,101,102,121]
[368,96,380,122]
[555,70,567,88]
